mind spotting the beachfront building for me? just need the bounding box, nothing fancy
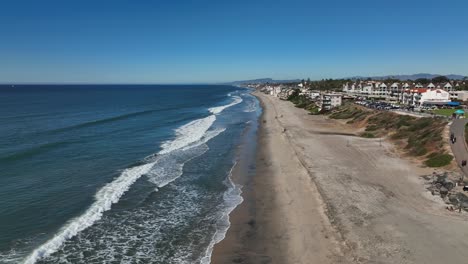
[343,80,464,104]
[420,89,450,106]
[450,90,468,101]
[374,83,388,97]
[304,91,320,100]
[402,88,426,106]
[278,89,296,100]
[259,85,286,97]
[320,93,342,110]
[402,88,450,106]
[389,83,402,101]
[439,82,454,92]
[361,83,374,95]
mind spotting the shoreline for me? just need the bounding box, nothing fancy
[211,92,266,263]
[211,91,339,263]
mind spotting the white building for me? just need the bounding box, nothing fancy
[376,83,388,97]
[320,93,342,110]
[402,88,450,106]
[419,89,450,106]
[450,91,468,101]
[308,91,320,99]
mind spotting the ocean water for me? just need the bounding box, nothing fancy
[0,85,260,263]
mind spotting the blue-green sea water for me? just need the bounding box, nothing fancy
[0,85,260,263]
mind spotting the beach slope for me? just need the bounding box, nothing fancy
[214,91,468,264]
[212,92,340,263]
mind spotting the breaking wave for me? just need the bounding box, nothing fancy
[22,94,241,264]
[200,162,243,264]
[208,96,243,115]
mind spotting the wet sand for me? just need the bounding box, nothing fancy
[212,92,340,263]
[212,91,468,264]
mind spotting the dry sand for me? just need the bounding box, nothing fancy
[212,92,468,264]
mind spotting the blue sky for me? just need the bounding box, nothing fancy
[1,0,467,83]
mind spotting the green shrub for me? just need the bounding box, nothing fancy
[295,101,307,108]
[308,106,320,115]
[465,124,468,146]
[361,132,375,138]
[353,112,369,122]
[365,125,378,131]
[407,118,432,131]
[391,129,410,140]
[396,115,414,128]
[425,153,453,167]
[411,146,428,156]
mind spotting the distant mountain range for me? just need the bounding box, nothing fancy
[228,74,467,85]
[227,78,301,85]
[348,73,467,81]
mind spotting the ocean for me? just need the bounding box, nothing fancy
[0,85,260,263]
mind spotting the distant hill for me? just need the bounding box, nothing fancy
[349,73,466,81]
[228,78,300,85]
[228,73,467,85]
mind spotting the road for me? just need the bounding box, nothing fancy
[449,118,468,179]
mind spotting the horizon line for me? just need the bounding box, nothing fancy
[1,72,467,86]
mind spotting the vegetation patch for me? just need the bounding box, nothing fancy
[425,153,453,167]
[365,125,378,131]
[365,113,446,161]
[360,132,375,138]
[287,94,451,167]
[287,90,320,115]
[431,109,456,117]
[328,103,449,166]
[465,123,468,146]
[329,103,372,122]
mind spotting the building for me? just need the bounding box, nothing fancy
[402,88,450,106]
[450,91,468,101]
[320,93,342,110]
[343,80,465,105]
[402,88,427,106]
[388,83,402,101]
[420,89,450,106]
[309,91,320,99]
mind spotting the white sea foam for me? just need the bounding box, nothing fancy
[208,96,243,115]
[243,99,257,112]
[159,115,216,154]
[200,162,243,264]
[23,115,225,264]
[22,91,243,263]
[146,128,225,188]
[22,162,155,264]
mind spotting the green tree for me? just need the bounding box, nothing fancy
[432,76,450,83]
[383,78,400,83]
[415,78,430,85]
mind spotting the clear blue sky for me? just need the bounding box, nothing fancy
[1,0,467,83]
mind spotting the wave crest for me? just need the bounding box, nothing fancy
[208,96,242,115]
[23,116,224,263]
[22,92,241,263]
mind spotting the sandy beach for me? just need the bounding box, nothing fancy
[212,91,468,264]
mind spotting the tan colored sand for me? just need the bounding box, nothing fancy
[213,92,468,264]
